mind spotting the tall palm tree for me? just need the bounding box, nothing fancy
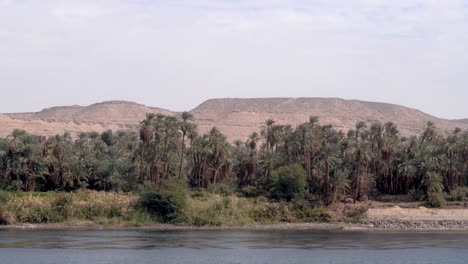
[261,119,276,153]
[178,112,194,179]
[150,114,164,184]
[47,132,72,190]
[138,113,155,183]
[246,132,259,182]
[18,135,44,191]
[315,143,342,205]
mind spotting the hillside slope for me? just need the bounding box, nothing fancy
[191,98,468,141]
[1,98,467,140]
[452,119,468,125]
[3,101,175,137]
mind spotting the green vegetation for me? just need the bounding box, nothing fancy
[0,113,467,225]
[270,164,306,201]
[0,190,335,226]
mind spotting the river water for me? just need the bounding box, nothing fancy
[0,230,467,264]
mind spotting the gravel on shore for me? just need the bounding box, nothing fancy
[1,221,467,232]
[358,219,468,231]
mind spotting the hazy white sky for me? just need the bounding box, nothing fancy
[0,0,467,118]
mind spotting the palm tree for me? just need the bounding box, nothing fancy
[315,143,342,205]
[47,132,72,190]
[246,132,259,182]
[349,121,369,202]
[419,121,437,150]
[150,114,164,184]
[178,112,194,179]
[138,113,155,183]
[261,119,276,153]
[207,127,231,184]
[160,116,180,179]
[330,168,350,203]
[18,135,44,191]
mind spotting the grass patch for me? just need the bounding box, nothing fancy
[0,190,334,226]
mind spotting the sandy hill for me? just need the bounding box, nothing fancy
[2,101,174,138]
[452,119,468,125]
[0,114,11,122]
[7,101,174,124]
[191,98,468,141]
[1,98,467,141]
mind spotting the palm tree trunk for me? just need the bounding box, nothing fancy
[150,140,159,184]
[139,146,145,183]
[354,163,361,203]
[325,160,330,206]
[178,132,186,179]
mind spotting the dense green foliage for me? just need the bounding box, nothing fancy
[270,164,306,201]
[1,112,467,208]
[139,180,188,222]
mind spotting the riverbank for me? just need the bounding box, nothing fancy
[2,208,468,232]
[1,220,468,232]
[1,191,467,231]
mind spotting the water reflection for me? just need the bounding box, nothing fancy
[0,230,467,264]
[0,230,467,250]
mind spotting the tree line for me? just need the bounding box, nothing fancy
[1,112,467,205]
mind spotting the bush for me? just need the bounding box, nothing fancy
[0,210,15,225]
[292,200,333,222]
[270,164,306,201]
[447,187,468,202]
[427,192,446,208]
[52,194,72,219]
[139,180,188,223]
[240,186,269,198]
[206,183,236,196]
[343,206,368,223]
[0,190,11,203]
[0,191,139,225]
[249,201,295,223]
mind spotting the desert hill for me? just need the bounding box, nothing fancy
[1,98,467,141]
[2,101,174,138]
[7,101,174,123]
[452,119,468,125]
[191,98,468,141]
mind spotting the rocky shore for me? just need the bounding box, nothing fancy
[1,221,467,232]
[359,219,468,230]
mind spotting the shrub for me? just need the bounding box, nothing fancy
[0,210,15,225]
[270,164,306,201]
[343,206,368,223]
[138,180,188,223]
[241,186,269,198]
[427,192,446,208]
[207,183,237,196]
[447,187,468,202]
[292,200,333,222]
[0,190,11,203]
[52,194,72,220]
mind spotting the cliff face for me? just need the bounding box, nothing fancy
[1,98,467,140]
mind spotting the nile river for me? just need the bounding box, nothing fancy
[0,230,467,264]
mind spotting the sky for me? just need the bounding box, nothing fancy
[0,0,467,119]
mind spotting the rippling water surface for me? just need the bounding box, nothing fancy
[0,230,467,264]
